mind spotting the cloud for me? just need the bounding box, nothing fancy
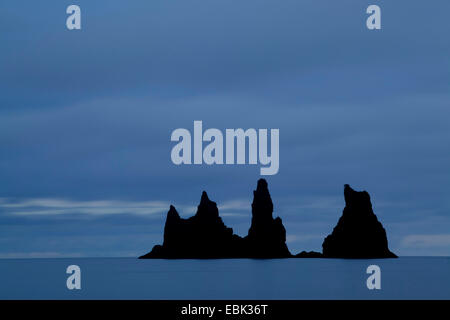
[286,234,324,244]
[0,1,449,257]
[0,252,85,259]
[289,196,342,211]
[0,197,252,218]
[218,199,250,211]
[0,198,172,216]
[220,212,248,217]
[401,234,450,248]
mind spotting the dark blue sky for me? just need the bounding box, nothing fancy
[1,0,449,257]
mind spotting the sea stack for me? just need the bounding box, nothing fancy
[322,184,397,258]
[139,192,243,259]
[140,179,292,259]
[244,179,292,258]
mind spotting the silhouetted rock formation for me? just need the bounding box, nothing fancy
[140,179,292,259]
[139,192,244,259]
[322,184,397,258]
[140,181,397,259]
[295,251,323,258]
[243,179,292,258]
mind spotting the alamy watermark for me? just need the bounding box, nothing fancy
[66,265,81,290]
[170,121,279,175]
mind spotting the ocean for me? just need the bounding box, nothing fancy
[0,257,448,299]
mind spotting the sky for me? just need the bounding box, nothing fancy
[0,0,449,258]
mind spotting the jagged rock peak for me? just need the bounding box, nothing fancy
[167,205,180,220]
[246,179,292,258]
[322,184,397,258]
[344,184,372,213]
[252,178,273,221]
[196,190,219,219]
[200,191,209,203]
[256,178,269,191]
[254,179,271,201]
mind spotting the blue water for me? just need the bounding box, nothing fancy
[0,257,448,299]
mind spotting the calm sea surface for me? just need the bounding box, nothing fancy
[0,257,448,299]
